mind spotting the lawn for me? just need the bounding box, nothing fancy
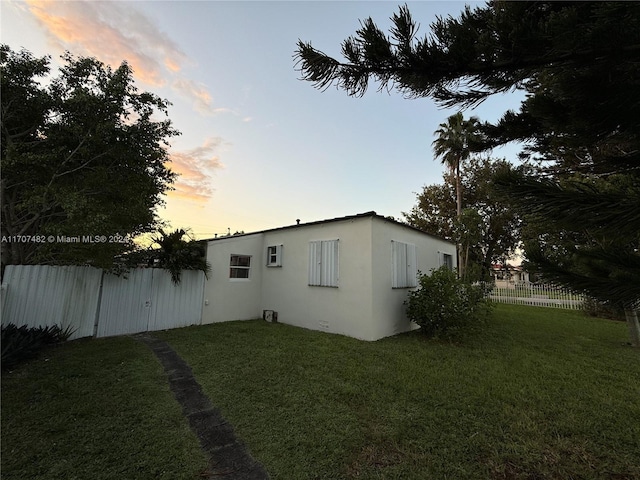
[1,336,209,480]
[2,304,639,479]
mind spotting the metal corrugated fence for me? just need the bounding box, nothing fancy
[1,265,102,339]
[1,265,205,339]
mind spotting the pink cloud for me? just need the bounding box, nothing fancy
[25,0,187,87]
[167,138,225,203]
[172,78,232,116]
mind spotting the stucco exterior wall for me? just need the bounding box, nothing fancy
[201,214,457,341]
[260,217,374,341]
[369,217,458,340]
[202,234,263,323]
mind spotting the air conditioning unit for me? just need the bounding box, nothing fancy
[263,310,278,323]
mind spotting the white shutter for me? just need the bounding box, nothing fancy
[392,241,417,288]
[406,243,417,287]
[392,240,406,288]
[309,239,339,287]
[275,244,283,266]
[308,241,322,285]
[322,239,339,287]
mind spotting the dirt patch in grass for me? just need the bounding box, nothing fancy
[345,442,405,478]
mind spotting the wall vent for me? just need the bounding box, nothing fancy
[263,310,278,323]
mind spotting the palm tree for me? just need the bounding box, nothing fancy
[432,112,481,277]
[151,228,210,284]
[432,112,481,217]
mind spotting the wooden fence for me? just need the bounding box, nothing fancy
[487,283,585,310]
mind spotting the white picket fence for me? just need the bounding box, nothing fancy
[1,265,205,339]
[488,282,585,310]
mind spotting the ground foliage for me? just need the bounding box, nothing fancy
[1,323,74,370]
[405,266,493,339]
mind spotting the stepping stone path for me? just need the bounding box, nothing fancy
[136,333,269,480]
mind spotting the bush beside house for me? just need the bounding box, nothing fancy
[405,267,492,339]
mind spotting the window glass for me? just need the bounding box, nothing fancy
[267,245,282,267]
[442,253,453,270]
[230,255,251,278]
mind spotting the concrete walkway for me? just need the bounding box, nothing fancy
[136,333,269,480]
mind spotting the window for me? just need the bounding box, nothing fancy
[266,245,282,267]
[441,252,454,270]
[392,240,417,288]
[229,255,251,279]
[308,239,339,287]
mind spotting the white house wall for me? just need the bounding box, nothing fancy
[202,234,264,323]
[202,215,457,342]
[260,217,375,341]
[370,218,458,340]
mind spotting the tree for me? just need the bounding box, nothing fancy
[404,157,521,281]
[1,45,178,271]
[432,112,481,277]
[295,2,640,345]
[432,112,480,218]
[148,228,210,284]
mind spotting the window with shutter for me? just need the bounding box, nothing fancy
[267,245,283,267]
[308,239,339,287]
[392,241,417,288]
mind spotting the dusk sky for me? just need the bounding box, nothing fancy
[1,1,524,240]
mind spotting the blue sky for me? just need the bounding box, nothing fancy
[1,1,524,239]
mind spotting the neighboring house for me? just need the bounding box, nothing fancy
[202,211,456,341]
[491,263,530,287]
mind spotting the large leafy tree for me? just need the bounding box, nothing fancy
[1,45,178,271]
[404,157,521,282]
[295,2,640,345]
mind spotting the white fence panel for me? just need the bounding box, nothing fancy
[489,283,585,310]
[2,265,206,338]
[0,265,102,339]
[96,269,154,337]
[148,269,205,331]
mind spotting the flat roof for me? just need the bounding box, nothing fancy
[204,211,453,244]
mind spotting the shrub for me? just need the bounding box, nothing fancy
[1,324,75,370]
[582,297,626,321]
[405,266,492,339]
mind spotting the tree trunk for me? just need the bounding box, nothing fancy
[624,307,640,348]
[455,159,463,279]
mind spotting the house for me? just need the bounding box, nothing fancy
[491,262,531,287]
[202,211,456,341]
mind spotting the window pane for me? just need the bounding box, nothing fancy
[230,267,250,278]
[230,255,251,267]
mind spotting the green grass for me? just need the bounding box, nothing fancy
[2,305,639,479]
[1,336,208,480]
[156,304,640,480]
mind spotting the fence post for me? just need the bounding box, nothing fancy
[625,308,640,348]
[92,269,105,338]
